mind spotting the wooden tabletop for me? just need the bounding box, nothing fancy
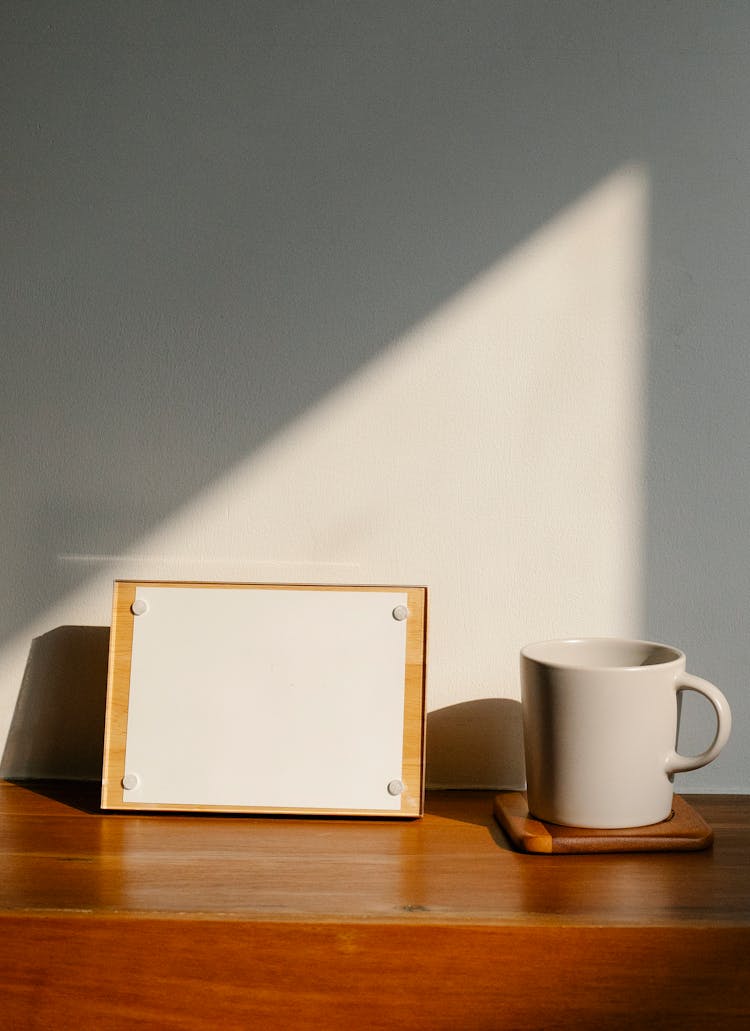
[2,781,748,925]
[2,781,749,1029]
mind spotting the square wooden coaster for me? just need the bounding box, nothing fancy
[493,791,713,854]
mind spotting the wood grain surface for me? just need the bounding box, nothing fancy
[2,782,749,1028]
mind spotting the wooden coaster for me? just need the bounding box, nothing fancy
[493,791,713,854]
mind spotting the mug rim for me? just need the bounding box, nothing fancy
[520,636,685,671]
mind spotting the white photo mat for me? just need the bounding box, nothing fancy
[101,582,427,816]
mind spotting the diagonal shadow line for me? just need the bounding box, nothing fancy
[3,165,628,652]
[2,4,656,654]
[2,158,649,785]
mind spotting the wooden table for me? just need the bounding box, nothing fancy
[1,782,748,1029]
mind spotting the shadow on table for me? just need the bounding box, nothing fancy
[5,777,104,814]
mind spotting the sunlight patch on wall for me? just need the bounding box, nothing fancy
[1,165,649,785]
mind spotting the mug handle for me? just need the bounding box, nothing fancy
[665,674,732,775]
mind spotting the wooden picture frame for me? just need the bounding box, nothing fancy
[101,581,427,817]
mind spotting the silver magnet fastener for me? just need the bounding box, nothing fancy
[131,598,149,616]
[122,773,140,791]
[387,779,404,796]
[392,605,409,622]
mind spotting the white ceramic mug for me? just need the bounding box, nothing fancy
[520,638,732,828]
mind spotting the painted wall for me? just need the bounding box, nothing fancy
[3,2,748,791]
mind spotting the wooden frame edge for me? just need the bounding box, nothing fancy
[101,581,427,818]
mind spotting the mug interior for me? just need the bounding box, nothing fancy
[521,637,682,669]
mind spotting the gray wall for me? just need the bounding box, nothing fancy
[3,2,749,790]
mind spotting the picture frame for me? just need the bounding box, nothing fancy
[101,581,427,817]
